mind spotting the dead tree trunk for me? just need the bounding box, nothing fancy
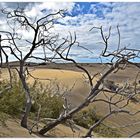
[18,62,32,128]
[20,75,32,128]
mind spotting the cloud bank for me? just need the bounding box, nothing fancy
[0,2,140,62]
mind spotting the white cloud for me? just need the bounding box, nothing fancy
[25,2,75,18]
[0,2,140,62]
[39,2,75,13]
[51,2,140,61]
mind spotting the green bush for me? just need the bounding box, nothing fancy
[73,107,100,129]
[0,79,25,116]
[73,107,121,137]
[94,124,121,137]
[30,80,64,119]
[0,112,9,126]
[0,75,64,123]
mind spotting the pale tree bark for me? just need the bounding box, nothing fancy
[38,26,140,136]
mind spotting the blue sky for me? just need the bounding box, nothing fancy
[0,2,140,63]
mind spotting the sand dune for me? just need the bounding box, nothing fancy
[1,66,140,137]
[25,68,140,137]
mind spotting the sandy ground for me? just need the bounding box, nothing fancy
[0,118,91,138]
[0,119,37,137]
[27,68,93,108]
[0,63,140,137]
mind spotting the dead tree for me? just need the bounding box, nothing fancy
[38,26,140,137]
[0,7,64,129]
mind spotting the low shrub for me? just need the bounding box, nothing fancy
[0,79,25,116]
[94,124,121,137]
[30,80,64,119]
[73,107,121,137]
[73,107,100,129]
[0,112,9,126]
[0,76,64,124]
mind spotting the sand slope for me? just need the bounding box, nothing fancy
[28,68,92,107]
[0,118,90,138]
[0,119,37,137]
[1,67,140,137]
[27,68,140,137]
